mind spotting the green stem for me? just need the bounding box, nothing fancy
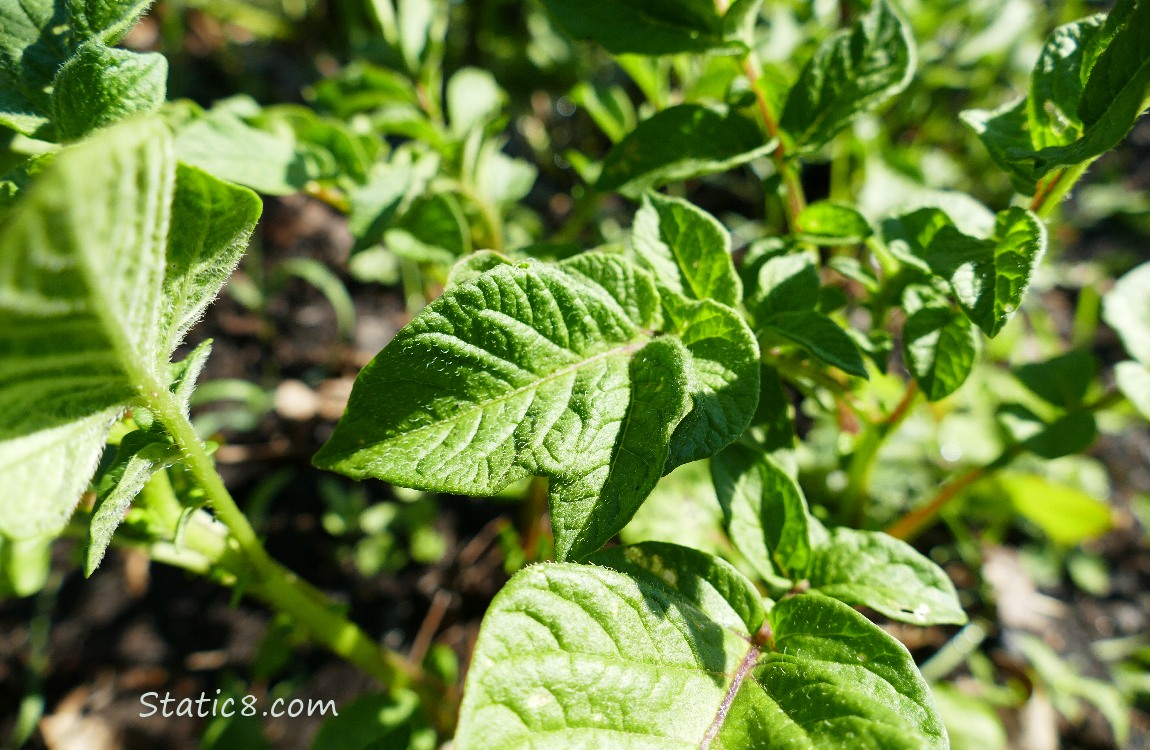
[1029,162,1089,219]
[840,380,918,525]
[146,389,454,728]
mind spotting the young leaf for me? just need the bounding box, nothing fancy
[85,428,179,575]
[51,41,166,141]
[68,0,154,44]
[539,0,745,56]
[711,443,811,584]
[767,310,869,378]
[631,192,741,307]
[807,527,967,626]
[1102,261,1150,365]
[661,294,760,471]
[795,201,873,245]
[903,304,978,402]
[597,104,776,198]
[779,0,916,154]
[314,254,701,562]
[455,546,948,749]
[921,207,1046,337]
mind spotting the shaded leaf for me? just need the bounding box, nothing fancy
[767,310,868,378]
[1013,351,1097,408]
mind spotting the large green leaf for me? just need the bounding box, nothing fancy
[51,41,167,141]
[597,105,775,198]
[807,528,967,626]
[314,254,704,561]
[1102,261,1150,365]
[711,444,811,585]
[631,192,741,307]
[0,118,259,541]
[920,207,1046,337]
[455,543,948,749]
[779,0,915,154]
[539,0,746,56]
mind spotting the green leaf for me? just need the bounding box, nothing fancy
[807,527,967,626]
[745,251,819,322]
[711,444,811,584]
[1115,361,1150,420]
[631,192,741,307]
[750,365,794,451]
[1013,351,1097,408]
[310,690,435,750]
[1027,16,1106,150]
[174,103,314,195]
[992,472,1113,545]
[597,104,775,198]
[85,428,178,575]
[51,42,166,141]
[1029,0,1150,176]
[767,310,869,378]
[903,304,978,401]
[446,67,505,136]
[0,0,70,135]
[569,82,635,144]
[1102,261,1150,365]
[163,164,262,355]
[1022,409,1098,459]
[960,100,1041,194]
[660,294,760,471]
[779,0,916,154]
[67,0,154,44]
[539,0,747,56]
[795,201,873,245]
[455,550,947,749]
[314,254,703,562]
[0,534,53,598]
[921,207,1046,337]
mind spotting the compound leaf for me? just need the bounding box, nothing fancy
[779,0,915,154]
[315,254,703,562]
[808,527,967,626]
[455,545,948,749]
[598,105,775,198]
[631,192,741,307]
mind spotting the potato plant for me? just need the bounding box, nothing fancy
[1,0,1149,747]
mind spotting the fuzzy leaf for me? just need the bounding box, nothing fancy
[921,207,1046,337]
[808,527,968,626]
[779,0,915,154]
[51,41,166,141]
[598,105,775,198]
[455,547,948,749]
[67,0,153,44]
[711,444,811,584]
[539,0,747,56]
[631,192,741,307]
[0,0,68,134]
[314,254,710,562]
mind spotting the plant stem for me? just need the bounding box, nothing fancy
[742,57,806,229]
[841,380,919,525]
[1029,163,1089,219]
[146,388,455,729]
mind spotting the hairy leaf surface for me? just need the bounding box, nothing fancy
[51,41,167,141]
[455,544,948,749]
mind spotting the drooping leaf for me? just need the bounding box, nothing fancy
[539,0,747,56]
[779,0,916,154]
[315,253,707,562]
[661,294,760,471]
[767,310,869,378]
[1013,351,1097,409]
[795,201,873,245]
[455,546,948,749]
[631,192,741,307]
[51,41,166,141]
[597,104,775,197]
[1102,261,1150,365]
[711,443,811,584]
[920,207,1046,337]
[903,304,978,401]
[807,527,967,626]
